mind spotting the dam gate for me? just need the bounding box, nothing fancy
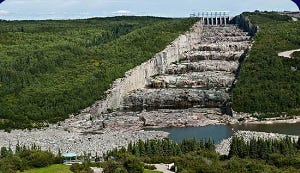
[190,11,231,25]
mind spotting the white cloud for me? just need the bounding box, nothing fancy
[0,10,9,15]
[112,10,132,16]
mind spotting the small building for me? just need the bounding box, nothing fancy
[63,152,81,165]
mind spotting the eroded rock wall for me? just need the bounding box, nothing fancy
[124,25,251,111]
[83,22,204,115]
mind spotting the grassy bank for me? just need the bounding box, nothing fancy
[20,164,71,173]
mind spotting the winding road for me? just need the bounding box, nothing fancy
[278,48,300,58]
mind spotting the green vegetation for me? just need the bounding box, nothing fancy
[102,137,300,173]
[0,17,198,129]
[292,51,300,58]
[105,138,215,160]
[232,12,300,117]
[20,164,71,173]
[102,138,215,172]
[229,136,299,159]
[69,162,93,173]
[0,144,63,173]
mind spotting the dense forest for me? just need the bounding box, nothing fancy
[0,17,198,129]
[232,12,300,118]
[101,137,300,173]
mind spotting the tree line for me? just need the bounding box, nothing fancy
[105,138,215,159]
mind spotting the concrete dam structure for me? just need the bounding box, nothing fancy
[191,11,231,26]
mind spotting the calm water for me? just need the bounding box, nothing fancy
[154,123,300,143]
[232,122,300,136]
[154,125,234,144]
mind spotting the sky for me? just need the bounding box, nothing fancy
[0,0,298,20]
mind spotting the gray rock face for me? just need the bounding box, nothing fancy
[202,27,247,36]
[203,36,251,43]
[194,42,251,52]
[166,61,239,74]
[124,25,251,113]
[185,51,244,61]
[148,71,235,89]
[124,89,229,109]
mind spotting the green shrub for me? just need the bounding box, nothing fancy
[144,164,156,170]
[28,151,54,168]
[70,162,93,173]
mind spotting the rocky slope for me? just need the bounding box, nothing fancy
[123,25,250,119]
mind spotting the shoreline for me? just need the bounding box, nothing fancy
[232,111,300,125]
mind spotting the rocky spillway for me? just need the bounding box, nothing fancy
[124,26,251,115]
[124,89,229,109]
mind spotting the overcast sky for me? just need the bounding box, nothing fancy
[0,0,298,20]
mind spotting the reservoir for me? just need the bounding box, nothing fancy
[154,123,300,143]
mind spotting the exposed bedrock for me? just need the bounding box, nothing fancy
[124,89,229,110]
[202,27,249,38]
[62,108,232,134]
[166,61,239,74]
[185,51,244,62]
[147,71,235,89]
[123,25,251,114]
[202,36,251,43]
[194,42,251,52]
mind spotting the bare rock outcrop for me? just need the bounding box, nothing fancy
[185,51,244,62]
[166,61,239,74]
[124,89,229,110]
[148,71,235,89]
[194,42,251,52]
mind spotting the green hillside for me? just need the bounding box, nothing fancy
[0,17,198,129]
[232,12,300,118]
